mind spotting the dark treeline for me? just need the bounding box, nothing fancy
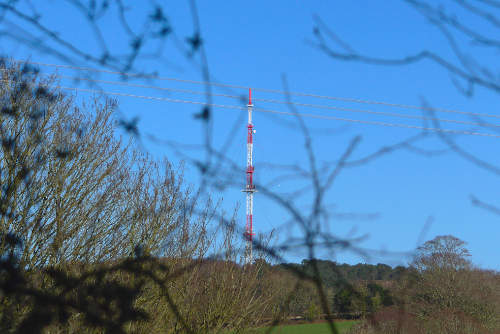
[262,260,403,322]
[281,260,407,285]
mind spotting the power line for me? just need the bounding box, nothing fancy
[2,63,500,138]
[4,69,500,129]
[251,97,500,128]
[9,58,500,120]
[48,75,500,127]
[53,85,500,139]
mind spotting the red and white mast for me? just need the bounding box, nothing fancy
[243,88,256,265]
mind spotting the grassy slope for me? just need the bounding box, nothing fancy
[253,321,357,334]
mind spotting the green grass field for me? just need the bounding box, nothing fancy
[252,321,357,334]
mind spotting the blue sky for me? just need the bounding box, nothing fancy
[2,1,499,269]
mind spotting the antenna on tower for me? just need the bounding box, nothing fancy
[243,88,256,265]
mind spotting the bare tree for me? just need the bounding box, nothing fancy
[0,62,213,269]
[412,235,472,272]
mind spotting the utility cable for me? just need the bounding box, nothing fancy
[47,75,500,127]
[2,72,500,138]
[4,69,500,128]
[9,58,500,120]
[52,85,500,139]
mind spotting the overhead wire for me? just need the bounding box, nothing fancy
[42,75,500,128]
[3,69,500,129]
[50,85,500,139]
[2,59,500,138]
[9,58,500,120]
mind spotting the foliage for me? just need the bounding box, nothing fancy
[333,282,393,319]
[305,302,321,322]
[281,260,407,288]
[406,236,498,329]
[0,242,280,333]
[348,236,500,334]
[274,259,398,319]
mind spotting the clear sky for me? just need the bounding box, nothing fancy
[2,1,499,269]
